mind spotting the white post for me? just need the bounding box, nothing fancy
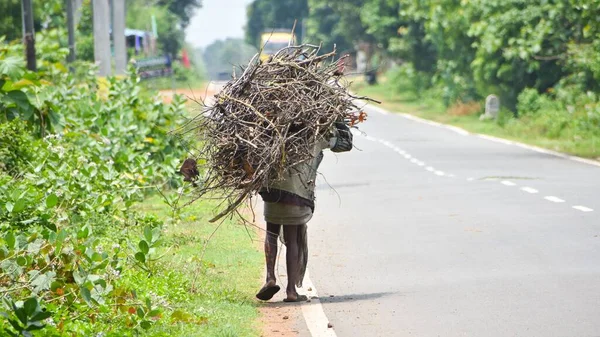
[113,0,127,74]
[93,0,112,76]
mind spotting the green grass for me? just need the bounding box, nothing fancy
[141,76,205,91]
[352,78,600,159]
[129,196,264,337]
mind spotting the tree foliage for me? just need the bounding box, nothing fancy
[0,0,199,61]
[127,0,201,57]
[0,0,64,43]
[0,0,27,42]
[0,35,193,336]
[245,0,308,48]
[312,0,600,109]
[202,38,258,79]
[158,0,202,28]
[304,0,371,53]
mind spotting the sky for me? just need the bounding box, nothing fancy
[185,0,254,49]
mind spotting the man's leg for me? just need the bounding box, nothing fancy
[282,225,308,302]
[256,222,281,300]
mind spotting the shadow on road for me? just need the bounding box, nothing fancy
[316,291,396,304]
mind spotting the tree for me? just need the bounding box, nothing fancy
[126,0,194,57]
[305,0,376,53]
[463,0,600,108]
[304,0,357,54]
[0,0,27,42]
[245,0,308,48]
[0,0,57,42]
[202,38,258,79]
[157,0,202,28]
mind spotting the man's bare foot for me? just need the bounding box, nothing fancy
[283,294,308,302]
[256,280,280,301]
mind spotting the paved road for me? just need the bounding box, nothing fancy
[303,104,600,337]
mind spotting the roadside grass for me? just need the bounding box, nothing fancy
[351,77,600,159]
[142,76,205,92]
[131,195,263,337]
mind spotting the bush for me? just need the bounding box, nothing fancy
[516,88,544,116]
[0,35,192,336]
[0,120,39,175]
[388,64,431,98]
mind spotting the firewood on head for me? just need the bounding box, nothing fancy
[175,44,378,221]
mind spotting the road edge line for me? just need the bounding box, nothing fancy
[301,270,337,337]
[365,104,600,168]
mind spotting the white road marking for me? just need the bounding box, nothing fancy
[573,206,594,212]
[477,134,514,146]
[368,135,458,181]
[395,111,470,136]
[467,177,475,181]
[301,270,338,337]
[365,104,390,115]
[544,196,566,203]
[501,180,516,186]
[365,104,600,168]
[477,131,600,168]
[521,187,539,194]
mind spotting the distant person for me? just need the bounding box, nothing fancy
[256,122,353,302]
[365,53,380,85]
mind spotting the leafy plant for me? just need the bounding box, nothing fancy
[0,29,190,335]
[1,297,52,337]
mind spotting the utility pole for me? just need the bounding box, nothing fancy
[92,0,112,76]
[66,0,76,65]
[113,0,127,74]
[21,0,36,71]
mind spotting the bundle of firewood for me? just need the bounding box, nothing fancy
[180,45,373,222]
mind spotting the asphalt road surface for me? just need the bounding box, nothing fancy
[299,104,600,337]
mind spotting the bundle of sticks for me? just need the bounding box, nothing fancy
[180,44,375,222]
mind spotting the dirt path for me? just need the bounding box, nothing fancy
[259,302,304,337]
[253,220,307,336]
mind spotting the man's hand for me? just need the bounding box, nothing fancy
[179,158,199,186]
[330,122,353,153]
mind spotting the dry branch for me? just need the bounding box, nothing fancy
[177,45,376,222]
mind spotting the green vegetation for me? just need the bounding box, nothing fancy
[245,0,308,47]
[0,30,262,335]
[0,0,59,42]
[244,0,600,158]
[202,38,258,80]
[130,196,263,337]
[141,63,205,91]
[353,75,600,159]
[126,0,201,58]
[304,0,368,54]
[0,0,201,64]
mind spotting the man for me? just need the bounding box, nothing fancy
[256,122,353,302]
